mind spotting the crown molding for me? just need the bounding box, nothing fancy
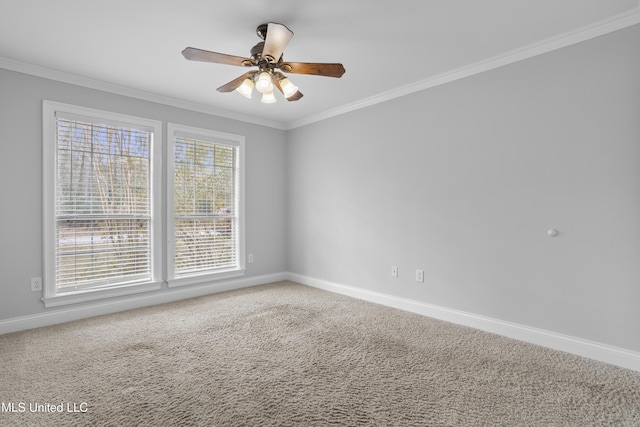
[285,7,640,130]
[1,7,638,132]
[0,57,288,130]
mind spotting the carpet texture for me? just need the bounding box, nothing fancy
[1,281,639,426]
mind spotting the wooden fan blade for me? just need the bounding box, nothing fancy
[217,71,257,93]
[287,90,304,101]
[279,62,345,78]
[262,23,293,63]
[182,47,254,67]
[273,78,304,101]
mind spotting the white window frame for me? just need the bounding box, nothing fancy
[42,101,163,307]
[166,123,245,288]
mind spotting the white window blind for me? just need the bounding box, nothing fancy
[43,102,242,306]
[54,116,153,291]
[171,133,240,277]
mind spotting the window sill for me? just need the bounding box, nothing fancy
[167,268,246,288]
[42,281,163,308]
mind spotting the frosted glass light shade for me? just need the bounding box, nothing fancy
[280,77,299,99]
[256,72,274,94]
[261,90,277,104]
[235,79,254,99]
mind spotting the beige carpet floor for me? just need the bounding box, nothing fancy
[1,281,639,426]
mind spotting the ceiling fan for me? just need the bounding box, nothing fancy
[182,22,345,103]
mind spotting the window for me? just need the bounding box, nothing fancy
[43,101,162,306]
[167,123,245,287]
[43,104,245,306]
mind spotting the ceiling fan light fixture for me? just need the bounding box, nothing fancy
[261,90,277,104]
[255,71,274,94]
[182,22,344,104]
[235,78,254,99]
[280,77,299,99]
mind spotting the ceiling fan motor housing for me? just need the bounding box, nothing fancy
[250,42,265,61]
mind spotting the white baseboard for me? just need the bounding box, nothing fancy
[0,272,288,335]
[287,272,640,373]
[4,271,638,372]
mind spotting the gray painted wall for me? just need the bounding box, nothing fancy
[287,25,640,352]
[0,69,288,320]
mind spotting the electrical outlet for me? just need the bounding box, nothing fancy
[415,269,424,283]
[248,253,254,263]
[31,277,42,292]
[391,266,398,278]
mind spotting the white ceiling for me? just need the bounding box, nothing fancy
[1,1,638,129]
